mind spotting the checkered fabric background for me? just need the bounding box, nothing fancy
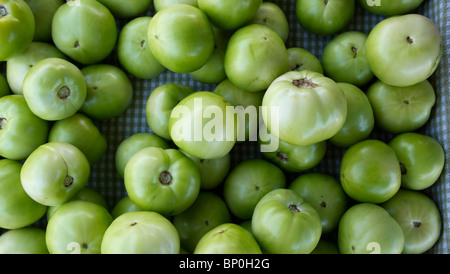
[1,0,448,254]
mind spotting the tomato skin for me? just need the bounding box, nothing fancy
[358,0,424,16]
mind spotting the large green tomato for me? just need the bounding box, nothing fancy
[80,64,133,120]
[338,203,404,254]
[21,142,90,206]
[46,200,113,254]
[198,0,262,30]
[146,83,195,140]
[340,139,401,203]
[366,14,442,87]
[115,132,170,179]
[321,31,374,87]
[172,191,232,253]
[389,133,445,190]
[154,0,198,12]
[246,1,289,43]
[0,0,35,61]
[287,47,323,74]
[262,70,347,146]
[169,91,238,160]
[367,80,436,134]
[48,113,107,166]
[97,0,152,18]
[224,24,289,93]
[358,0,424,16]
[0,95,49,160]
[147,4,215,73]
[101,211,180,254]
[223,159,286,220]
[0,227,48,254]
[329,83,374,147]
[6,42,67,94]
[24,0,64,42]
[194,223,262,254]
[52,0,117,65]
[296,0,354,36]
[117,17,166,80]
[381,189,442,254]
[252,189,322,254]
[124,147,201,216]
[22,58,87,121]
[289,173,348,234]
[0,159,47,229]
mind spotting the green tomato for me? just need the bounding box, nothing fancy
[366,14,442,87]
[381,189,442,254]
[21,142,90,206]
[24,0,64,42]
[389,132,445,190]
[0,159,47,229]
[287,47,323,74]
[6,41,67,94]
[289,173,348,234]
[223,159,286,220]
[101,211,180,254]
[154,0,198,12]
[46,200,113,254]
[246,1,289,43]
[22,58,87,121]
[329,83,374,147]
[338,203,404,254]
[0,73,9,98]
[180,150,230,190]
[198,0,262,30]
[194,223,262,254]
[173,191,232,253]
[47,186,109,220]
[115,132,170,179]
[367,80,436,134]
[124,147,201,216]
[0,0,35,61]
[148,4,215,73]
[358,0,424,16]
[0,227,48,254]
[262,70,347,146]
[80,64,133,120]
[340,139,401,204]
[260,132,326,173]
[322,31,374,87]
[48,113,107,166]
[224,24,289,93]
[169,91,238,160]
[295,0,354,36]
[97,0,152,18]
[310,239,340,254]
[111,196,143,219]
[146,83,195,140]
[52,0,117,65]
[117,17,166,80]
[252,189,322,254]
[0,95,49,160]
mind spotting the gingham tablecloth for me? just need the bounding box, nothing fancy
[1,0,449,254]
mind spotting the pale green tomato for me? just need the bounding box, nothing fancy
[246,1,289,43]
[101,211,180,254]
[366,14,442,87]
[194,223,262,254]
[46,200,113,254]
[21,142,90,206]
[6,42,67,94]
[329,83,374,147]
[154,0,198,12]
[97,0,152,18]
[22,57,87,121]
[262,70,347,146]
[287,47,323,74]
[0,227,49,254]
[115,132,170,179]
[24,0,64,42]
[52,0,117,65]
[0,159,47,229]
[117,16,166,79]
